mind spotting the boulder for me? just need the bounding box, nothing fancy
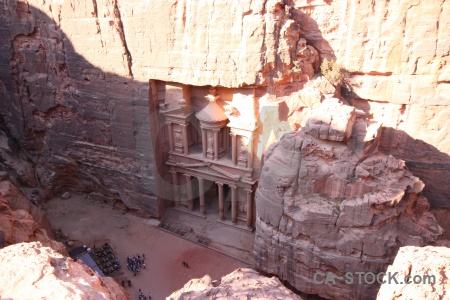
[254,100,443,299]
[168,268,303,300]
[0,242,130,300]
[377,246,450,300]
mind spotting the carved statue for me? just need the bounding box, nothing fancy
[239,144,247,158]
[239,137,248,158]
[174,131,182,144]
[207,135,214,151]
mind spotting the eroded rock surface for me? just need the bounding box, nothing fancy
[0,179,129,299]
[377,246,450,300]
[254,99,443,299]
[0,242,129,300]
[0,0,448,217]
[0,179,59,250]
[168,268,303,300]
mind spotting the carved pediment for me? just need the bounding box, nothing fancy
[175,161,240,180]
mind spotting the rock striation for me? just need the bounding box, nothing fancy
[377,246,450,300]
[167,268,303,300]
[254,98,443,299]
[0,179,59,250]
[0,0,449,215]
[0,242,129,300]
[0,179,129,299]
[287,0,450,208]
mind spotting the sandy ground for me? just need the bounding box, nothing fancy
[43,194,249,300]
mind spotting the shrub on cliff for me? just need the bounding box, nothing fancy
[320,58,348,87]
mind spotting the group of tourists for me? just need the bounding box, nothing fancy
[126,253,146,276]
[138,289,151,300]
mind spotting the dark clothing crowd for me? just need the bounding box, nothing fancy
[126,253,146,276]
[138,289,151,300]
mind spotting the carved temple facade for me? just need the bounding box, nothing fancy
[154,83,265,229]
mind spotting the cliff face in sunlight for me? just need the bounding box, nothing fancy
[254,98,443,299]
[295,0,450,208]
[0,178,130,300]
[0,0,448,216]
[168,268,303,300]
[0,242,130,300]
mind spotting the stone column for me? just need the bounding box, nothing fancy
[198,177,205,215]
[193,124,198,147]
[217,183,224,221]
[247,135,254,169]
[202,128,207,157]
[245,189,253,228]
[167,123,174,152]
[185,174,193,211]
[224,127,229,153]
[181,124,189,155]
[213,129,219,160]
[231,133,237,165]
[170,170,179,207]
[231,186,237,224]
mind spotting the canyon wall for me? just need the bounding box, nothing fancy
[0,1,157,214]
[0,1,448,212]
[294,0,450,208]
[254,99,443,299]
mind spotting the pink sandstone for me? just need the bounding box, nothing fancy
[0,0,448,217]
[0,242,130,300]
[377,246,450,300]
[254,99,443,299]
[168,268,303,300]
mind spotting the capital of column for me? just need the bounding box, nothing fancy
[180,123,188,128]
[212,128,220,133]
[244,188,252,194]
[216,182,224,187]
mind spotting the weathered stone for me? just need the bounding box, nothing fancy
[0,171,8,181]
[304,98,356,142]
[0,0,449,214]
[377,246,450,300]
[0,180,53,238]
[168,268,303,300]
[61,192,71,199]
[254,101,443,299]
[0,242,130,300]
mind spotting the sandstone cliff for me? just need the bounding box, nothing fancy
[167,268,303,300]
[0,178,59,250]
[376,246,450,300]
[0,179,130,299]
[254,98,443,299]
[0,0,448,216]
[0,242,129,300]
